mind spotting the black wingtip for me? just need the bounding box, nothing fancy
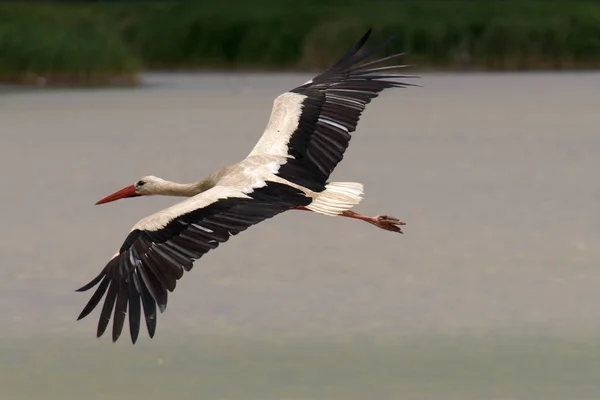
[76,274,111,322]
[332,28,374,69]
[357,28,373,45]
[330,28,401,74]
[75,268,106,292]
[96,280,118,338]
[130,333,138,345]
[348,34,397,68]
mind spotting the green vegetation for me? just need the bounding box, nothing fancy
[0,6,139,86]
[1,1,600,85]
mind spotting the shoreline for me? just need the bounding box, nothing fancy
[2,66,599,89]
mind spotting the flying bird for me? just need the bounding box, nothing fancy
[77,29,416,343]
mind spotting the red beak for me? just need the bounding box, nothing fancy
[95,185,140,205]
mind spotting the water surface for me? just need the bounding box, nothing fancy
[1,72,599,399]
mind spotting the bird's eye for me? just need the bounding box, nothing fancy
[137,181,146,187]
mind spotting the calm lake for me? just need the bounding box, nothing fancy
[1,72,599,399]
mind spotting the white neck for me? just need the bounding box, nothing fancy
[151,178,213,197]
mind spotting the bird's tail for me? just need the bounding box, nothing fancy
[306,182,364,216]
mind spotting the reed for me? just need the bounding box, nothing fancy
[1,0,599,86]
[0,5,140,86]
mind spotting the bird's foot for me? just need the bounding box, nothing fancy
[293,207,406,234]
[368,214,406,233]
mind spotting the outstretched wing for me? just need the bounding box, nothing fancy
[77,182,310,343]
[249,28,416,191]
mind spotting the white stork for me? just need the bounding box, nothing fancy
[77,29,416,343]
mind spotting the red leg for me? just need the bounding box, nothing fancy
[339,210,406,233]
[292,207,405,233]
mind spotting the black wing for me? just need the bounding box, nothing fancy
[76,182,310,343]
[278,28,416,191]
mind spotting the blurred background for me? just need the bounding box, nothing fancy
[1,0,600,85]
[1,1,600,399]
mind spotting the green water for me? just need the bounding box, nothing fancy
[2,334,599,400]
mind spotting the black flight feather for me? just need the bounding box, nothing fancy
[77,182,310,343]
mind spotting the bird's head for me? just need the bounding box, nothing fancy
[95,175,164,205]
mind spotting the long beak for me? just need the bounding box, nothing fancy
[95,185,140,205]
